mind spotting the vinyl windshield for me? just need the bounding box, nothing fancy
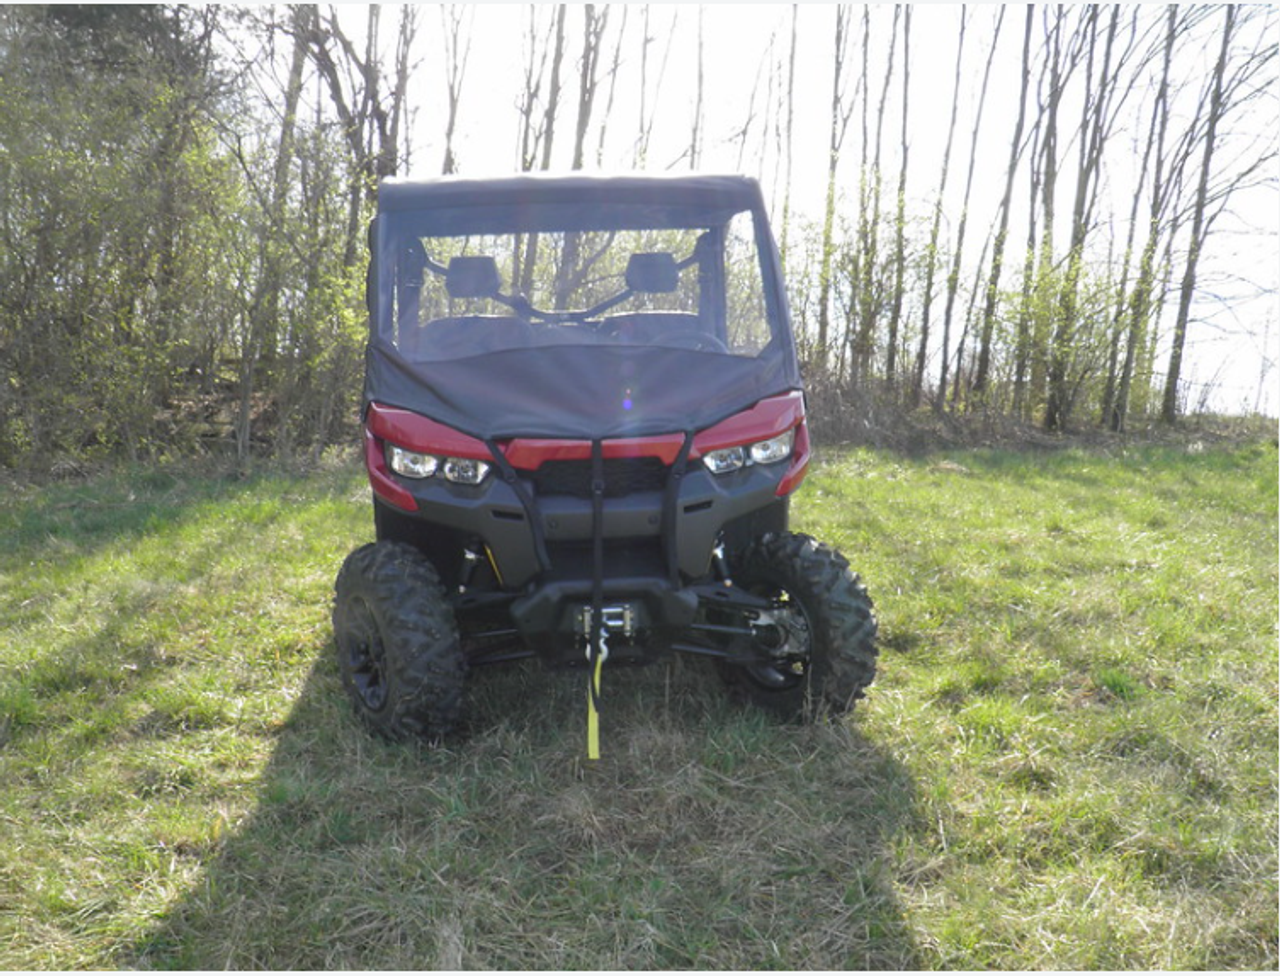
[376,206,783,363]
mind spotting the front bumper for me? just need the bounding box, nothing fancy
[373,447,790,590]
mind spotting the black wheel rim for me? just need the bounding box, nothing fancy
[743,589,812,691]
[345,597,389,712]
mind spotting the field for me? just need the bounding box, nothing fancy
[0,435,1275,969]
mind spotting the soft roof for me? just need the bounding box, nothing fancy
[378,173,765,214]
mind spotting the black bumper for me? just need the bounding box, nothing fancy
[381,460,789,590]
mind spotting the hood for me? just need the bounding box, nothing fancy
[364,340,800,441]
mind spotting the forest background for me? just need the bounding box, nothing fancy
[0,3,1275,473]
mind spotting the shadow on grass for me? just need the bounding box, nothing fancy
[120,649,923,969]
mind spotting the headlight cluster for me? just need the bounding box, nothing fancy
[387,444,491,485]
[702,428,795,475]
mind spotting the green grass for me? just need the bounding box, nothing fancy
[0,439,1275,969]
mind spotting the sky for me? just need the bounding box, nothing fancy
[381,3,1278,415]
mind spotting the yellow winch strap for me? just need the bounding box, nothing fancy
[586,649,604,760]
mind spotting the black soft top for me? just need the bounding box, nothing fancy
[377,172,764,218]
[364,173,801,442]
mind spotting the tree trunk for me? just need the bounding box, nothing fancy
[440,6,472,175]
[236,8,306,462]
[884,7,910,392]
[1162,5,1235,423]
[850,6,898,391]
[815,4,854,368]
[1046,8,1118,431]
[1110,7,1177,432]
[973,6,1033,401]
[778,4,799,269]
[910,9,966,408]
[1027,7,1066,421]
[936,6,1003,411]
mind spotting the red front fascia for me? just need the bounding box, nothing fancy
[364,390,811,505]
[504,433,689,467]
[364,428,418,511]
[690,390,805,454]
[367,404,493,460]
[774,417,811,496]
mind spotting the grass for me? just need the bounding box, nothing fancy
[0,437,1275,969]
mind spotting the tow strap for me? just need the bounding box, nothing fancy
[586,439,607,760]
[583,432,693,760]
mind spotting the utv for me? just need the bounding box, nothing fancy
[333,173,877,753]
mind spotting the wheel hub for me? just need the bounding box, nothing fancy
[747,599,812,687]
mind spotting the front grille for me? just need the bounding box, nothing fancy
[544,538,666,579]
[531,457,670,499]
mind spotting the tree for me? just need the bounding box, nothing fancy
[1161,4,1273,423]
[884,7,911,392]
[777,5,800,268]
[440,5,473,175]
[1106,6,1184,431]
[911,8,967,408]
[972,6,1033,403]
[1045,7,1126,431]
[849,5,899,391]
[814,5,857,367]
[297,4,418,266]
[0,5,227,464]
[936,6,1004,412]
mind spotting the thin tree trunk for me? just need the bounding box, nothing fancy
[1162,5,1236,423]
[539,5,567,172]
[937,6,1003,411]
[816,4,854,367]
[519,4,566,299]
[239,11,307,462]
[1047,7,1119,431]
[850,6,898,391]
[570,4,606,171]
[1028,6,1067,419]
[555,4,608,308]
[440,6,472,175]
[594,5,626,166]
[973,6,1033,401]
[636,8,677,166]
[911,8,966,408]
[778,4,798,269]
[885,7,910,392]
[688,7,704,169]
[1012,120,1042,420]
[1110,7,1176,431]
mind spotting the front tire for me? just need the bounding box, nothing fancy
[716,532,877,721]
[333,541,466,741]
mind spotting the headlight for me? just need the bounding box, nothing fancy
[441,457,491,485]
[749,429,794,465]
[386,443,490,485]
[703,429,794,475]
[388,444,438,479]
[702,446,746,474]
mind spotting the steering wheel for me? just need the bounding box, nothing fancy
[663,331,729,353]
